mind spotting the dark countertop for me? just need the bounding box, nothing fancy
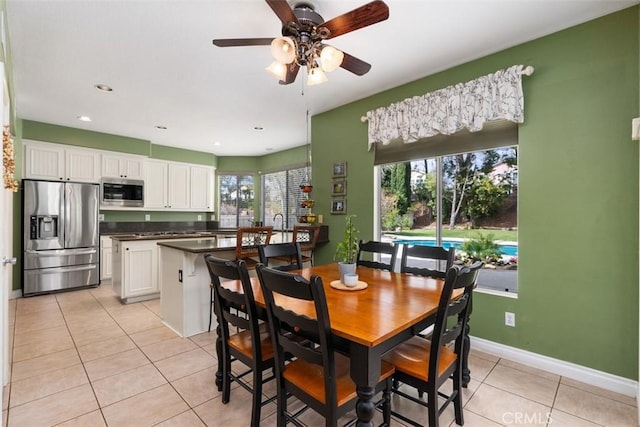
[157,237,237,253]
[109,231,222,242]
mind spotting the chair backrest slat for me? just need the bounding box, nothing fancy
[258,242,303,271]
[357,240,398,271]
[401,244,455,279]
[292,225,321,252]
[236,226,273,259]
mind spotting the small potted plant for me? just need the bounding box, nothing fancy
[334,214,359,283]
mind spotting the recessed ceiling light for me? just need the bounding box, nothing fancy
[155,125,167,130]
[213,141,221,146]
[77,115,92,122]
[94,84,113,92]
[254,126,264,131]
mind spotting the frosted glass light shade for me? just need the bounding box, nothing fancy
[270,37,296,64]
[266,61,287,81]
[307,67,328,86]
[320,45,344,72]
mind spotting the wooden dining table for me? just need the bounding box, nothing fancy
[215,263,470,427]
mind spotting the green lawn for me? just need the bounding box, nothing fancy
[385,228,518,242]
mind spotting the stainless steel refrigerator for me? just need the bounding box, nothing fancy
[22,179,100,296]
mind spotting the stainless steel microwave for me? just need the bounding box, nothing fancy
[101,178,144,207]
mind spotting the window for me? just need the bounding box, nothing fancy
[379,146,518,294]
[218,174,255,228]
[262,166,310,231]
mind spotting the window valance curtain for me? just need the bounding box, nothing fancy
[365,64,530,150]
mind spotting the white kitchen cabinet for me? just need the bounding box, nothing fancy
[101,153,144,180]
[112,239,159,303]
[159,245,212,337]
[144,160,169,209]
[168,163,190,209]
[144,160,209,210]
[24,140,100,183]
[100,236,113,281]
[190,165,215,211]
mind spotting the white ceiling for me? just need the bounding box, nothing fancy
[6,0,638,157]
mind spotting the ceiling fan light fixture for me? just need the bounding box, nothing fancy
[266,61,288,81]
[270,36,296,64]
[320,46,344,72]
[307,66,328,86]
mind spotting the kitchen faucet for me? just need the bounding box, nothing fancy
[273,213,286,242]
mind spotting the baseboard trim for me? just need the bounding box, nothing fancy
[10,289,21,300]
[470,336,638,398]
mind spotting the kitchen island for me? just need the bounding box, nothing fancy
[157,237,237,337]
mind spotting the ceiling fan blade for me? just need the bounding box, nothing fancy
[279,63,300,85]
[265,0,299,26]
[340,52,371,76]
[320,1,389,39]
[212,38,273,47]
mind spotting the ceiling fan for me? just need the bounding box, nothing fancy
[212,0,389,85]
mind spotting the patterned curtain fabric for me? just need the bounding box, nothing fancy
[366,65,526,149]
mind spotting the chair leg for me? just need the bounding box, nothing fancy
[222,349,231,404]
[208,287,213,332]
[427,387,439,427]
[250,370,262,427]
[453,370,464,425]
[382,379,392,426]
[277,385,287,427]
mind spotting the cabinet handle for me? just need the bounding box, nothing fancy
[126,248,129,251]
[178,269,183,283]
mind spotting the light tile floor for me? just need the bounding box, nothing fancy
[2,283,637,426]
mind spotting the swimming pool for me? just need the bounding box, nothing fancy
[393,238,518,257]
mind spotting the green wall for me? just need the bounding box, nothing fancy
[311,7,639,379]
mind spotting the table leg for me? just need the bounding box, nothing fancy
[355,386,376,427]
[350,344,379,427]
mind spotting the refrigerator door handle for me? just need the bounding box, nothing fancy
[25,249,98,256]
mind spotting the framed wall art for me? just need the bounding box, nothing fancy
[332,162,347,178]
[331,179,346,196]
[331,198,346,214]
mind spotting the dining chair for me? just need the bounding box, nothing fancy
[204,255,276,427]
[236,226,273,268]
[292,224,321,265]
[258,242,303,272]
[357,240,399,271]
[255,264,395,427]
[382,261,483,427]
[401,245,455,279]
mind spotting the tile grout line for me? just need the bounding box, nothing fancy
[88,287,211,426]
[58,291,110,426]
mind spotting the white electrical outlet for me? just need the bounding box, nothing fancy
[197,215,202,221]
[145,214,151,221]
[98,214,105,222]
[505,312,516,327]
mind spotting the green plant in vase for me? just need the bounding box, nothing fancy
[334,214,359,282]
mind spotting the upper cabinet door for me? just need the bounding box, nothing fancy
[167,163,190,209]
[24,143,65,181]
[190,165,215,211]
[65,148,100,182]
[101,154,144,180]
[144,160,168,209]
[24,141,99,183]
